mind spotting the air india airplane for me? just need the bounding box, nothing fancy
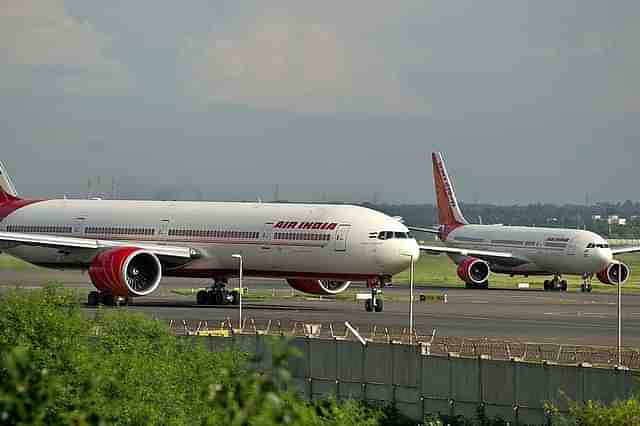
[412,153,640,292]
[0,161,419,311]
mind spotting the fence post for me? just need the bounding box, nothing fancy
[361,340,367,402]
[419,346,425,419]
[449,355,455,418]
[307,336,312,401]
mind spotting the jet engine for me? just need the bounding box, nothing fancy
[596,261,630,285]
[286,279,351,295]
[457,257,490,284]
[89,247,162,297]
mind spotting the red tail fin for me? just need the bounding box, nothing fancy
[432,152,468,226]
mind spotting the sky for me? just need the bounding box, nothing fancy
[1,1,639,204]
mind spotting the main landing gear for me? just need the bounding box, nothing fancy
[196,279,240,306]
[87,291,128,306]
[543,275,568,292]
[465,281,489,289]
[364,277,385,312]
[580,274,593,293]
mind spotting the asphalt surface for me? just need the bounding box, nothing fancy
[2,269,639,347]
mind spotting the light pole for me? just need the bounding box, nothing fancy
[232,254,243,329]
[617,262,622,366]
[403,254,415,344]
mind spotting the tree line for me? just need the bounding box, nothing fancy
[366,201,640,238]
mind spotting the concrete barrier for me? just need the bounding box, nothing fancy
[191,334,639,424]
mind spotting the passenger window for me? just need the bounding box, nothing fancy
[378,232,386,240]
[395,232,406,239]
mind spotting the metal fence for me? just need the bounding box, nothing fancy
[170,318,640,369]
[184,333,639,425]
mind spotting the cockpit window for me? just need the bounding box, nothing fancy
[587,243,609,249]
[378,231,411,240]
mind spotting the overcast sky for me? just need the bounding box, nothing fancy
[1,1,639,204]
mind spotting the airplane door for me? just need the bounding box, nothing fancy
[334,225,350,252]
[261,222,276,269]
[158,219,171,238]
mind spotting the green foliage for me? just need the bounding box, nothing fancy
[423,406,508,426]
[0,288,393,426]
[202,339,385,426]
[0,346,103,425]
[547,397,640,426]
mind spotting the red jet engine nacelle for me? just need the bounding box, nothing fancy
[457,257,490,284]
[89,247,162,297]
[286,279,351,295]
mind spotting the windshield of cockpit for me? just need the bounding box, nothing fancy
[378,231,412,240]
[586,243,609,249]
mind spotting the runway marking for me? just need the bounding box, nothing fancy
[471,300,489,304]
[580,313,608,318]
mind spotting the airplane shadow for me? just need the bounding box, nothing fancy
[83,301,323,311]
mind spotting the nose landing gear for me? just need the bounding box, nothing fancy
[543,275,567,292]
[364,277,387,312]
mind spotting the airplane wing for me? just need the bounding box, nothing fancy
[408,226,440,235]
[418,244,532,267]
[0,231,199,259]
[612,246,640,255]
[419,244,512,258]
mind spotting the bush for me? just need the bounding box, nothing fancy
[0,288,389,425]
[547,397,640,426]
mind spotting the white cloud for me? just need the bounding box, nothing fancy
[0,0,132,94]
[179,5,429,114]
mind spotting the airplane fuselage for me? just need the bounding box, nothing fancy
[0,199,419,281]
[443,224,613,276]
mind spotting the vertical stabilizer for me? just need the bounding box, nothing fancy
[432,152,468,226]
[0,160,20,202]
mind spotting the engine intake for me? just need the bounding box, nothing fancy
[596,262,630,285]
[457,257,490,284]
[89,247,162,297]
[286,279,351,295]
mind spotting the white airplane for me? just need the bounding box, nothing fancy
[411,153,640,292]
[0,160,419,311]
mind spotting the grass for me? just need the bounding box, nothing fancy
[0,254,40,271]
[394,252,640,293]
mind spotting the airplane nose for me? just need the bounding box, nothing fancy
[598,248,613,268]
[400,240,420,265]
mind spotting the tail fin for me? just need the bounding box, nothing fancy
[432,152,468,226]
[0,160,20,202]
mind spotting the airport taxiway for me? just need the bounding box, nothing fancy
[1,269,639,347]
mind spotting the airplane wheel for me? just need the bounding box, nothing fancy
[478,281,489,290]
[365,299,373,312]
[374,298,383,312]
[230,290,240,305]
[196,290,208,305]
[587,286,592,293]
[561,280,568,292]
[580,284,585,292]
[87,291,100,306]
[543,280,550,291]
[102,294,115,306]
